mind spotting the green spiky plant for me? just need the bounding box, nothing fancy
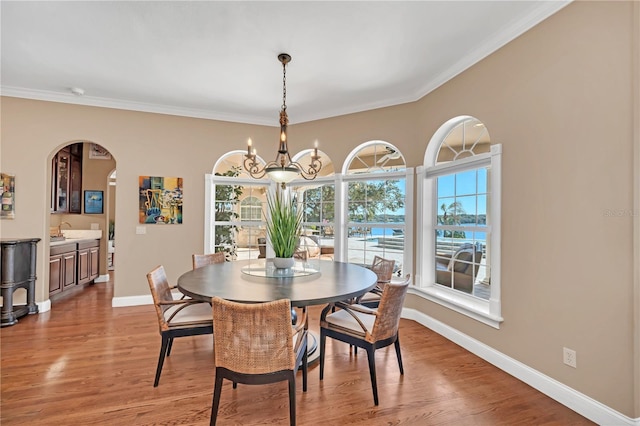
[266,190,302,258]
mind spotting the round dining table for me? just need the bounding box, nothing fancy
[177,258,378,307]
[177,258,378,363]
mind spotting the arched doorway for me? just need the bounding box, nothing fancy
[48,141,116,305]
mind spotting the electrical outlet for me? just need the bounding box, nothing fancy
[563,347,577,368]
[136,226,146,235]
[90,223,99,230]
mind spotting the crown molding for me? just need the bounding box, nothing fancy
[0,86,276,127]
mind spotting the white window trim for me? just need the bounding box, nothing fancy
[290,174,338,257]
[338,168,414,281]
[419,144,503,329]
[204,174,272,254]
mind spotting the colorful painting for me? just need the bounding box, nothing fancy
[0,173,15,219]
[84,190,104,214]
[139,176,183,224]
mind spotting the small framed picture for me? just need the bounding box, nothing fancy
[84,190,104,214]
[88,143,112,160]
[1,172,16,219]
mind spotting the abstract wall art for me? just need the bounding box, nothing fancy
[139,176,183,224]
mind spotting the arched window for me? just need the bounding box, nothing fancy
[341,141,413,277]
[420,116,502,328]
[205,150,270,260]
[240,196,262,222]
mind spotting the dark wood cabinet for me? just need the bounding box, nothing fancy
[89,246,100,280]
[50,240,99,298]
[77,240,99,285]
[51,143,82,214]
[69,154,82,213]
[49,243,77,296]
[49,255,63,295]
[77,247,89,284]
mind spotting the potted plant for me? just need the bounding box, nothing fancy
[265,190,302,269]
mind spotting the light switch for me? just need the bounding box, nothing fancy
[136,226,146,235]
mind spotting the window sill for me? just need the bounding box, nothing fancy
[408,285,503,329]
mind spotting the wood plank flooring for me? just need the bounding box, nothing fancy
[1,273,593,425]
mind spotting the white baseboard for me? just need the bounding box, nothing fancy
[111,292,182,308]
[37,299,51,313]
[112,294,154,307]
[94,274,110,283]
[402,308,639,426]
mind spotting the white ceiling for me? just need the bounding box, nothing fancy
[1,1,570,126]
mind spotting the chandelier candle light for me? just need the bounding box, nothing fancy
[243,53,322,188]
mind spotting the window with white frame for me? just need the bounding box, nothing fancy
[290,149,335,260]
[341,141,413,278]
[420,116,502,328]
[205,151,270,260]
[240,196,262,222]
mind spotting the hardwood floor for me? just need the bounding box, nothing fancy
[1,273,593,425]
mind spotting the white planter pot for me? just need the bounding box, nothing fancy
[273,257,295,269]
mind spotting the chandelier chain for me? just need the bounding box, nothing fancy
[282,61,287,111]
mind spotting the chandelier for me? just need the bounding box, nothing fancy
[243,53,322,188]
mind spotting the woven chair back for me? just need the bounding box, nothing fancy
[212,297,295,375]
[369,276,410,342]
[371,256,395,284]
[192,252,226,269]
[146,265,174,332]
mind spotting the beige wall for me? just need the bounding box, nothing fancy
[0,1,637,419]
[405,1,638,417]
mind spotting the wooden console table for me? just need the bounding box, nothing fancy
[1,238,40,326]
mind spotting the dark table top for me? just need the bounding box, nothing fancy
[177,259,378,307]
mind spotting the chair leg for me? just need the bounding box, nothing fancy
[366,347,379,406]
[210,372,224,426]
[233,382,237,389]
[319,330,326,381]
[166,337,174,356]
[394,336,404,375]
[288,373,296,426]
[153,335,170,387]
[302,342,308,392]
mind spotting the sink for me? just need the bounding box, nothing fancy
[50,236,66,242]
[61,229,102,240]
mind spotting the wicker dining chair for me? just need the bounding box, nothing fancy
[146,265,213,387]
[192,252,226,269]
[357,256,396,308]
[319,275,410,405]
[210,297,308,426]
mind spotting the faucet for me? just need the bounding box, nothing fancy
[58,221,72,237]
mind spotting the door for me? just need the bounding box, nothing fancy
[49,255,63,295]
[52,149,70,213]
[77,248,90,285]
[62,252,76,289]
